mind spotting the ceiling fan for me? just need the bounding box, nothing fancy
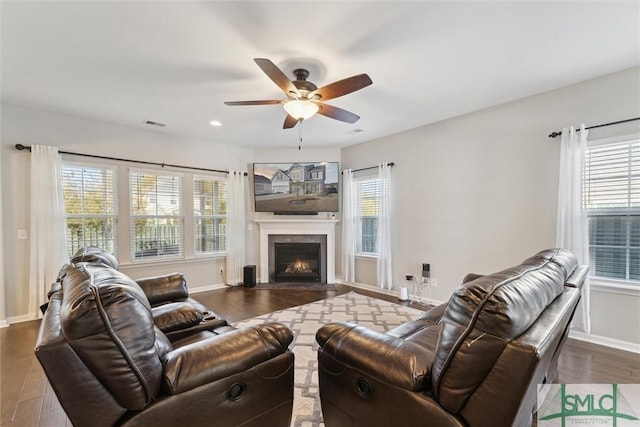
[225,58,372,129]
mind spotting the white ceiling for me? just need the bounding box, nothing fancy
[2,1,639,149]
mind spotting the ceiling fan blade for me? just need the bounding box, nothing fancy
[309,74,372,101]
[224,100,283,106]
[316,103,360,124]
[254,58,299,97]
[283,114,299,129]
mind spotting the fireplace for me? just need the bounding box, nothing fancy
[256,219,338,284]
[274,243,321,282]
[268,234,327,283]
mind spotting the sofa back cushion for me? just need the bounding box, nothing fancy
[60,262,163,410]
[431,248,578,413]
[70,246,120,270]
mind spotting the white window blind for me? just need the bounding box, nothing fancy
[585,138,639,282]
[62,164,117,257]
[130,170,183,261]
[353,177,383,255]
[193,175,227,254]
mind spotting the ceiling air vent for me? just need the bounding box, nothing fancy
[144,120,166,127]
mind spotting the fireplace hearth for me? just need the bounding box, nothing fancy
[274,243,321,282]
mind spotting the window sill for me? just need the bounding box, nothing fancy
[355,253,378,260]
[120,254,225,269]
[590,278,640,297]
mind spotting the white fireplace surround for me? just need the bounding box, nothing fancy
[255,219,338,284]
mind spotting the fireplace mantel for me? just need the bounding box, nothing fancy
[255,219,338,284]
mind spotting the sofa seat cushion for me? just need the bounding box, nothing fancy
[60,263,162,410]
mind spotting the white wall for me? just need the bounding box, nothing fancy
[0,102,6,326]
[1,103,254,321]
[341,67,640,348]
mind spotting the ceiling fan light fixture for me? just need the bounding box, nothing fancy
[283,99,319,121]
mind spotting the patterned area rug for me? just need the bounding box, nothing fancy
[234,291,425,427]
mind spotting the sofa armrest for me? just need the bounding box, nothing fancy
[419,302,446,324]
[161,322,293,394]
[565,265,589,289]
[136,273,189,305]
[462,273,484,283]
[152,302,204,333]
[316,322,433,391]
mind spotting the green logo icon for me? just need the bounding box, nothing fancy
[538,384,639,426]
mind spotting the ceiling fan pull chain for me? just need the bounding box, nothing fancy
[298,119,303,150]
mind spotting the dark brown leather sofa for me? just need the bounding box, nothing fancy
[35,247,295,427]
[316,248,587,427]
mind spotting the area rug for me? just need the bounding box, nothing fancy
[233,291,425,427]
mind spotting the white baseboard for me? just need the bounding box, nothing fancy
[0,319,9,328]
[5,314,37,325]
[569,330,640,354]
[189,282,231,293]
[338,280,445,307]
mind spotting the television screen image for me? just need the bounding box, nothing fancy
[253,162,339,213]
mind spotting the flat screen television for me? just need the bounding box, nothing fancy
[253,162,339,213]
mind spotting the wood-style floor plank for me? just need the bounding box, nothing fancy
[1,285,638,426]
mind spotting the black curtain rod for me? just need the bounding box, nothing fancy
[342,162,395,174]
[548,117,640,139]
[14,144,248,176]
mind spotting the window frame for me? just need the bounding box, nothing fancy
[193,174,228,256]
[61,161,118,258]
[129,168,185,263]
[584,133,640,291]
[353,175,383,258]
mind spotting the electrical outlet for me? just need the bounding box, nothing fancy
[423,277,437,287]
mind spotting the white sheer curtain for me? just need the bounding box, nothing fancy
[28,145,69,317]
[377,163,393,290]
[341,169,355,283]
[225,171,246,285]
[556,125,590,333]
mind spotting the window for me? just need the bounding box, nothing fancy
[62,164,117,257]
[193,176,227,254]
[353,178,383,255]
[585,138,639,283]
[130,170,183,261]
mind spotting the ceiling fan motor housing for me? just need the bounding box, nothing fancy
[292,69,317,96]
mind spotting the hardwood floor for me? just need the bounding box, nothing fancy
[1,285,638,426]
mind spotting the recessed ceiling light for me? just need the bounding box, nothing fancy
[210,120,222,127]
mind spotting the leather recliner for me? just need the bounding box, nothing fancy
[316,248,587,427]
[36,248,295,427]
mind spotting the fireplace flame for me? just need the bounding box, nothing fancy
[285,258,312,273]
